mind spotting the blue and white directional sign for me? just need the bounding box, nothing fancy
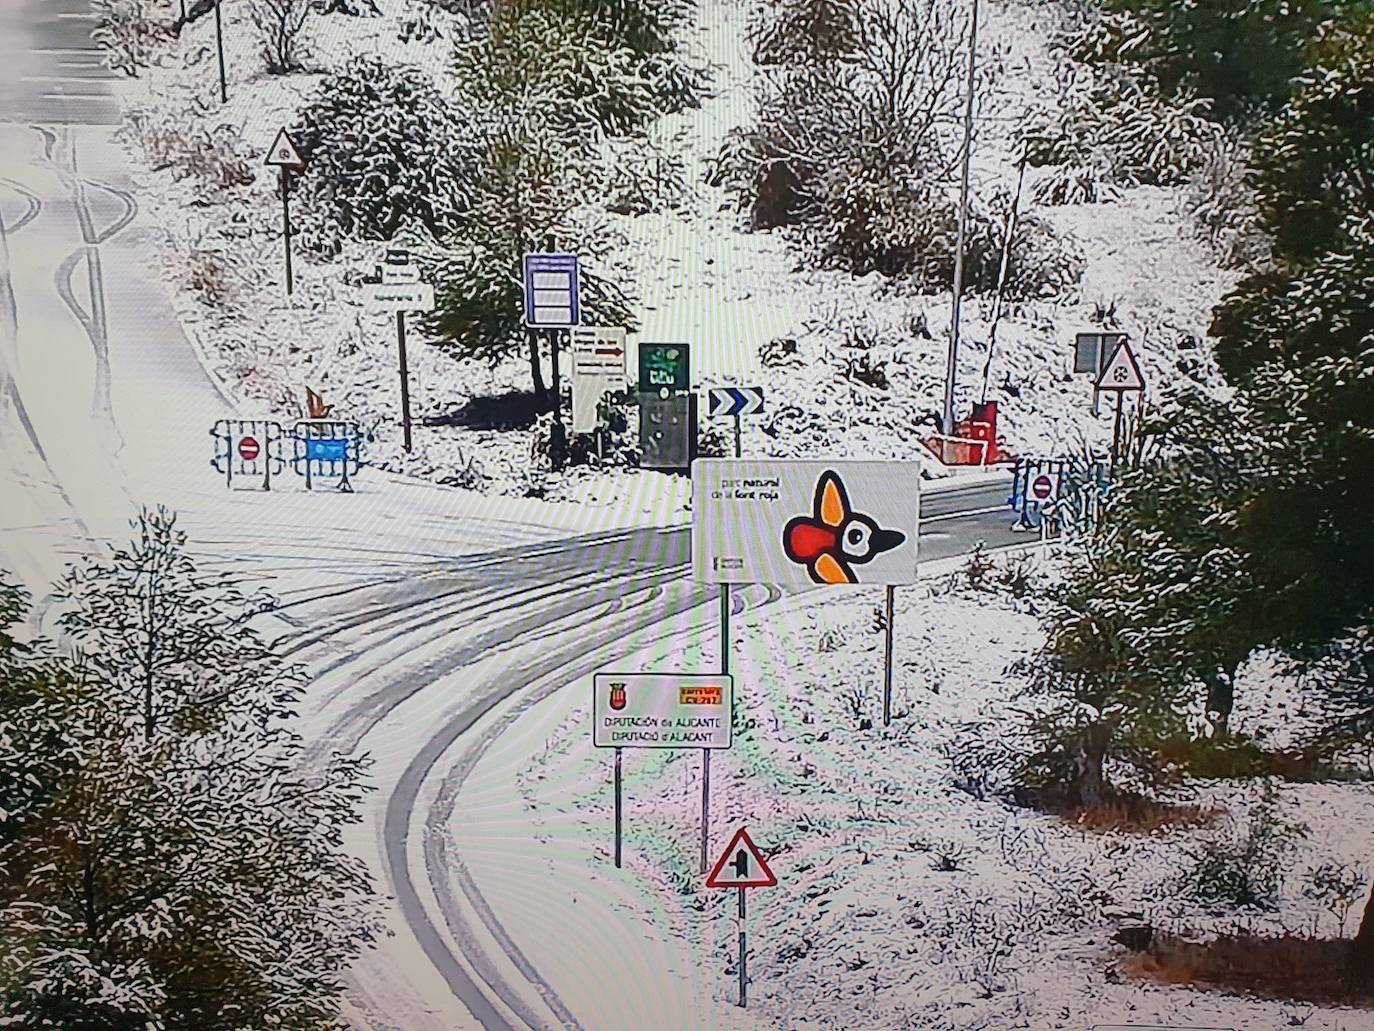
[523,253,580,328]
[707,386,765,419]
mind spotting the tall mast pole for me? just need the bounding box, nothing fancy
[942,0,980,461]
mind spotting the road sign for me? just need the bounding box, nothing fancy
[380,249,422,285]
[693,460,920,585]
[1096,338,1145,392]
[572,327,627,434]
[707,386,764,419]
[707,828,776,888]
[571,326,627,377]
[264,127,305,170]
[638,343,690,394]
[1029,470,1060,505]
[1074,332,1125,375]
[212,419,284,490]
[523,253,580,328]
[640,392,695,472]
[592,674,732,749]
[363,283,435,312]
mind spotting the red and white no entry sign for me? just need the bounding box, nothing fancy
[238,436,261,461]
[1032,474,1054,500]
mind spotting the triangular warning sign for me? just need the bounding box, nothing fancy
[265,127,305,170]
[1095,338,1145,392]
[706,828,777,889]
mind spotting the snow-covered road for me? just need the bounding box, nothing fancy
[0,9,1023,1029]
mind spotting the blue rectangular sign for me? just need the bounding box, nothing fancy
[523,253,580,329]
[306,438,349,462]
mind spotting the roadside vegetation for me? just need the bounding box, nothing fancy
[973,0,1374,1002]
[0,510,380,1027]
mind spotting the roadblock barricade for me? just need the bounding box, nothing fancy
[211,419,287,490]
[291,420,363,492]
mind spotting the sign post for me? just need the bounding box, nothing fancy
[592,673,733,870]
[694,460,921,724]
[265,128,306,296]
[523,253,580,471]
[570,327,627,436]
[213,0,227,104]
[707,386,764,459]
[1094,338,1145,478]
[363,253,436,453]
[706,828,777,1009]
[882,585,895,726]
[1075,332,1127,416]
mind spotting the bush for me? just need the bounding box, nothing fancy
[454,0,700,141]
[1094,0,1348,116]
[1182,785,1309,910]
[293,59,471,255]
[125,113,255,192]
[724,2,1081,295]
[1182,131,1271,270]
[250,0,311,74]
[750,0,859,65]
[1033,72,1224,189]
[91,0,170,78]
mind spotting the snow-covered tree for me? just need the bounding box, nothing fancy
[294,58,474,255]
[0,510,381,1027]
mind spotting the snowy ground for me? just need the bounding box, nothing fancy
[112,0,1235,512]
[452,563,1374,1031]
[10,1,1364,1029]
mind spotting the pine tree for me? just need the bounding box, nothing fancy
[0,509,380,1028]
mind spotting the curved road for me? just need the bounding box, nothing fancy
[0,8,1026,1030]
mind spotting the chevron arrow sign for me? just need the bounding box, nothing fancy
[707,386,765,419]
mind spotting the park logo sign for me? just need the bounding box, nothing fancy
[692,460,920,586]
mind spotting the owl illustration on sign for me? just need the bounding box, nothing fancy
[782,471,905,584]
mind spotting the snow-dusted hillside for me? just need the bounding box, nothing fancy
[114,0,1234,512]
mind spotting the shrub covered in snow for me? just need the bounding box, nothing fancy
[293,58,473,256]
[91,0,171,78]
[454,0,700,140]
[250,0,312,74]
[1181,785,1309,910]
[123,111,255,193]
[723,0,1080,297]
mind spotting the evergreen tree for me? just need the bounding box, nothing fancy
[0,509,380,1028]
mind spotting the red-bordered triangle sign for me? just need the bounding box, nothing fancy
[1095,338,1145,392]
[706,828,776,889]
[265,127,306,170]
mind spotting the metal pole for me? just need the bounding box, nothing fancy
[882,585,895,727]
[213,0,227,104]
[703,582,730,872]
[738,887,747,1008]
[397,311,413,452]
[942,0,980,461]
[733,413,742,459]
[614,747,623,869]
[1110,390,1124,480]
[550,329,565,470]
[280,168,294,295]
[700,750,710,874]
[261,421,271,491]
